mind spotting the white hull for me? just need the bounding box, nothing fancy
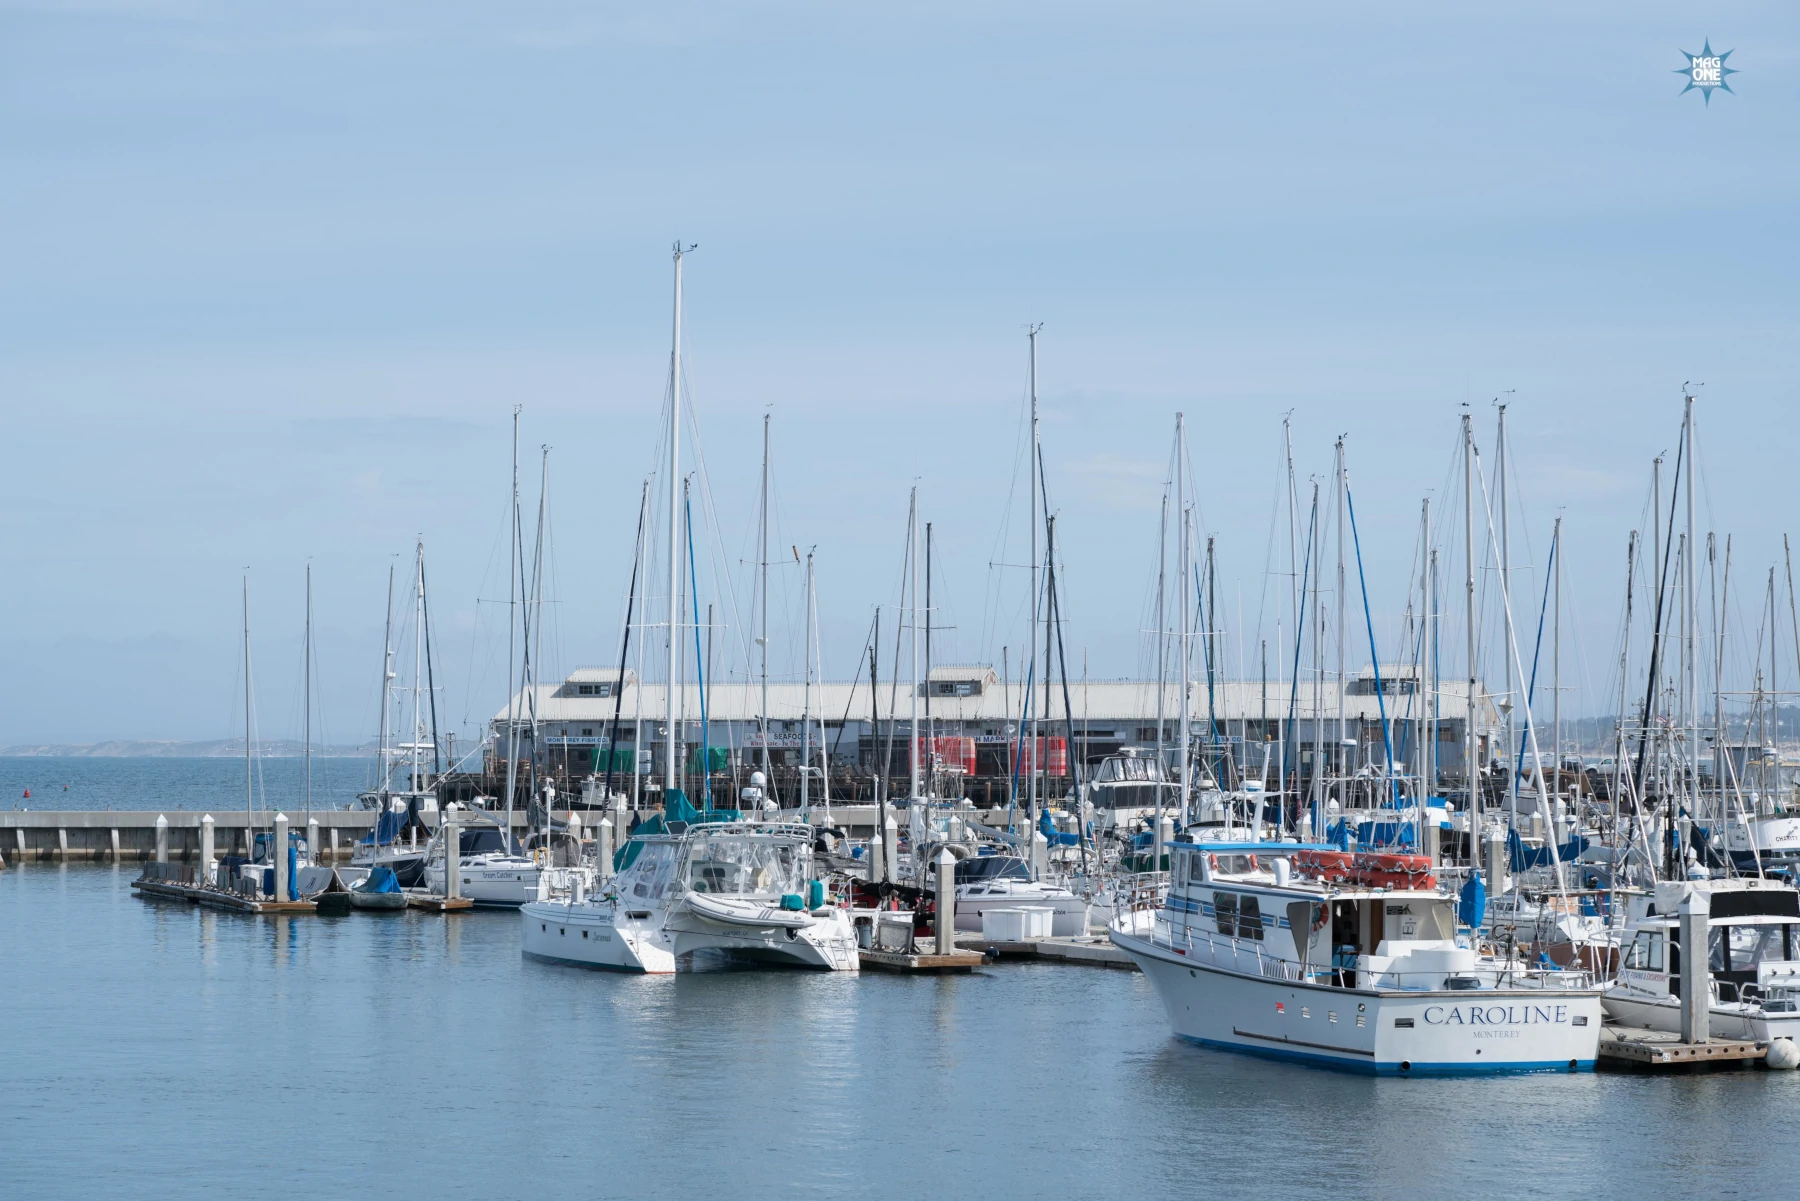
[1113,928,1601,1075]
[954,885,1090,936]
[426,856,541,906]
[521,898,860,973]
[1603,984,1800,1042]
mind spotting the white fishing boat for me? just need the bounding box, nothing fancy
[520,813,858,973]
[1110,841,1603,1074]
[1604,876,1800,1041]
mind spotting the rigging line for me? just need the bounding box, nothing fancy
[829,613,878,767]
[1280,495,1319,811]
[602,483,650,802]
[1511,522,1559,801]
[686,484,712,810]
[422,551,442,779]
[1631,429,1687,805]
[1345,485,1402,814]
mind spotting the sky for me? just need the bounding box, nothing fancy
[2,1,1797,746]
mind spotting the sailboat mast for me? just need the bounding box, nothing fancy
[1154,489,1168,844]
[1335,437,1347,783]
[1027,325,1041,820]
[666,243,686,796]
[378,564,395,804]
[1463,412,1482,863]
[1420,499,1431,796]
[503,408,520,832]
[758,412,772,783]
[1553,515,1563,805]
[909,486,922,799]
[1176,413,1190,827]
[802,550,814,817]
[412,538,425,797]
[243,576,253,831]
[1684,394,1698,823]
[925,521,934,792]
[304,563,312,827]
[1498,404,1516,820]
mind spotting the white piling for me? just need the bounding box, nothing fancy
[154,814,169,864]
[597,817,614,880]
[200,814,215,885]
[869,828,885,884]
[273,813,289,902]
[935,848,957,955]
[443,804,460,901]
[1156,815,1174,872]
[1031,829,1049,881]
[1484,826,1508,895]
[1679,891,1711,1044]
[567,810,582,866]
[306,817,320,866]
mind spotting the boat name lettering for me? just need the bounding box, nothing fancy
[1420,1004,1570,1027]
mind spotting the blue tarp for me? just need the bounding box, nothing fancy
[1039,810,1080,847]
[361,810,408,846]
[1458,871,1487,928]
[1354,821,1416,849]
[1325,820,1352,851]
[361,866,402,894]
[1507,828,1589,871]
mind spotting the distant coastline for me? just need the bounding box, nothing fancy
[0,740,378,759]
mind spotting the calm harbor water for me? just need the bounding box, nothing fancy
[1,756,379,813]
[6,761,1800,1198]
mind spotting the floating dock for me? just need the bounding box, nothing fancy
[405,892,475,913]
[957,934,1138,970]
[131,874,317,915]
[1597,1027,1767,1071]
[858,948,986,973]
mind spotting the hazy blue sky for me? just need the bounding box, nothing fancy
[2,2,1796,747]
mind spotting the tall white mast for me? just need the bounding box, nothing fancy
[758,412,772,784]
[1176,413,1191,826]
[411,537,425,797]
[1027,325,1041,819]
[529,447,549,822]
[503,408,520,832]
[1498,403,1517,819]
[665,243,688,796]
[801,549,815,818]
[1463,412,1482,862]
[908,486,922,799]
[1684,393,1698,823]
[1154,490,1168,834]
[243,576,253,831]
[1335,436,1347,780]
[378,564,395,804]
[1420,499,1431,796]
[304,563,312,828]
[1553,515,1563,804]
[1310,480,1324,822]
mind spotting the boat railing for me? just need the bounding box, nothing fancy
[1151,917,1594,990]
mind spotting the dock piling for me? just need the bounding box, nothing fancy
[597,817,614,879]
[883,815,898,884]
[935,848,956,955]
[154,815,168,864]
[1680,891,1711,1044]
[200,815,215,885]
[444,805,460,901]
[273,813,289,901]
[109,828,121,863]
[307,817,319,866]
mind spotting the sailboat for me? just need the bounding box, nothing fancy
[350,559,433,890]
[520,243,857,972]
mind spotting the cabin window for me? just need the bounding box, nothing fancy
[1625,931,1665,972]
[1214,891,1238,937]
[1237,895,1265,940]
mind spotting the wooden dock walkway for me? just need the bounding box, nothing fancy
[957,934,1139,970]
[1597,1027,1766,1070]
[858,948,986,973]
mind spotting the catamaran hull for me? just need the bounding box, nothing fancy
[427,862,542,906]
[521,901,859,972]
[1114,929,1601,1075]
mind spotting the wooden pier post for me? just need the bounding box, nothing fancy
[444,805,460,901]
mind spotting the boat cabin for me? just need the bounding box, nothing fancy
[1617,879,1800,1006]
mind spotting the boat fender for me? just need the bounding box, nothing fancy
[808,879,825,910]
[780,893,806,912]
[1768,1039,1800,1070]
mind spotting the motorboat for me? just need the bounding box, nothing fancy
[520,808,858,973]
[951,854,1090,936]
[349,798,432,888]
[1604,876,1800,1042]
[1086,748,1179,832]
[348,865,409,911]
[1110,840,1603,1074]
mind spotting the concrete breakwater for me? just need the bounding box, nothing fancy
[0,810,388,863]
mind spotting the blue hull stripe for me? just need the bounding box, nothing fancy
[1174,1034,1594,1077]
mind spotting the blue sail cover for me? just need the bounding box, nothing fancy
[1458,871,1487,928]
[361,810,407,846]
[1326,820,1352,851]
[361,866,402,894]
[1507,828,1589,871]
[1038,810,1080,847]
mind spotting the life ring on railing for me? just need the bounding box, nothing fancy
[1207,853,1219,874]
[1311,901,1330,933]
[1245,855,1259,871]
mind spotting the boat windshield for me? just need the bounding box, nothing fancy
[955,856,1031,884]
[1715,922,1799,973]
[684,836,804,898]
[626,842,681,901]
[1095,756,1165,784]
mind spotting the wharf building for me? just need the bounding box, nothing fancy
[484,664,1502,809]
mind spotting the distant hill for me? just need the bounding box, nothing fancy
[0,740,377,758]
